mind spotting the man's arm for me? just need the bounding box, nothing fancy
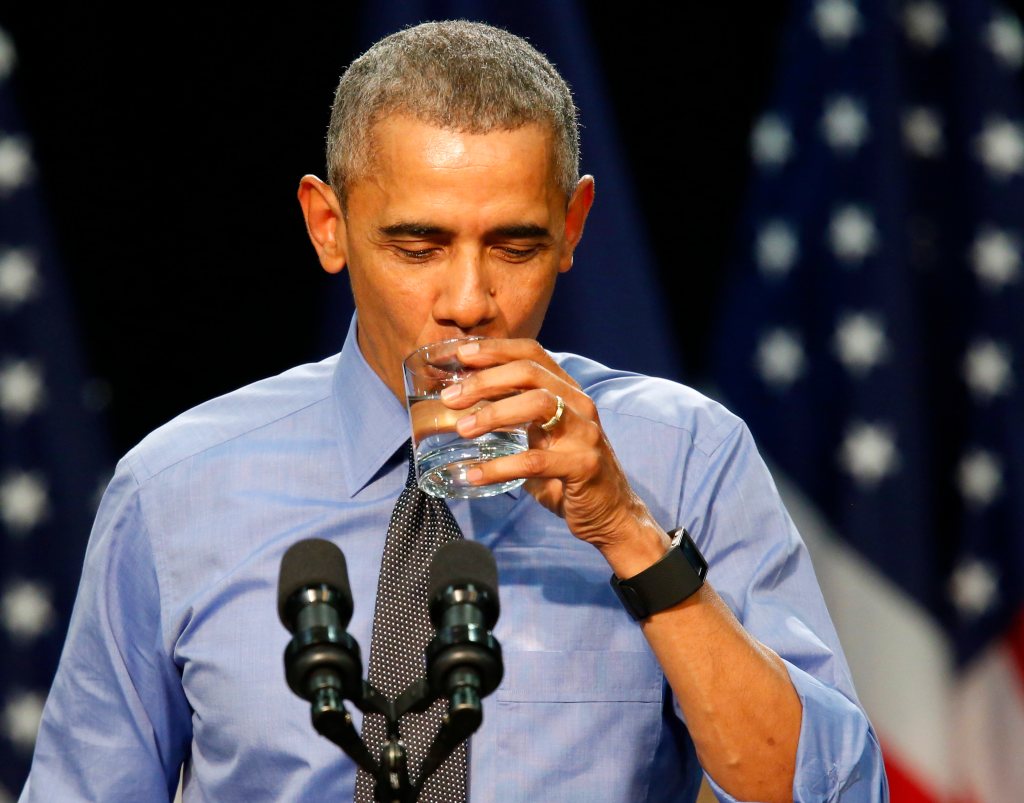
[20,461,190,802]
[653,416,885,802]
[444,338,886,802]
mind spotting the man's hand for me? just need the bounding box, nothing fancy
[440,337,669,573]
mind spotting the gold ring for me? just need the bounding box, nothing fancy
[540,394,565,432]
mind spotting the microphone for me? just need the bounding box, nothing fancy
[276,538,502,793]
[425,541,503,719]
[278,538,363,705]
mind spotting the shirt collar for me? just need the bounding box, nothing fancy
[332,313,410,498]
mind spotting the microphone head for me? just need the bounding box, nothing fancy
[277,538,351,628]
[428,540,500,620]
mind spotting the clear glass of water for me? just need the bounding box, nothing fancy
[402,337,528,499]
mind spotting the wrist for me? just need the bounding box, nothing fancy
[597,515,672,579]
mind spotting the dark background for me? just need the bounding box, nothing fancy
[0,2,918,453]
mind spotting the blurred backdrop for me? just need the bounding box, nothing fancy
[1,1,1023,801]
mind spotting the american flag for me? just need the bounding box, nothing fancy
[714,0,1024,799]
[0,26,111,799]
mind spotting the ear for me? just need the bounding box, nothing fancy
[297,175,348,274]
[559,175,595,273]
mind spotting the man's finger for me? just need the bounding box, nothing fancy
[442,359,597,423]
[465,446,598,487]
[455,338,582,390]
[453,388,563,438]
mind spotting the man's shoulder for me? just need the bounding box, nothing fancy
[552,351,744,458]
[123,354,340,484]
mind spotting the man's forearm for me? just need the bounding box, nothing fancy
[600,522,801,803]
[643,583,801,803]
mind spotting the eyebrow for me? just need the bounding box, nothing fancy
[377,222,553,240]
[488,224,551,240]
[378,222,453,238]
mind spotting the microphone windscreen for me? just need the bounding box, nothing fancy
[427,540,499,606]
[277,538,351,627]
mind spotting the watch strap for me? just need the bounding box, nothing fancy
[610,527,708,621]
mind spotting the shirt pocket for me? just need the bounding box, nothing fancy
[472,649,665,802]
[495,648,663,703]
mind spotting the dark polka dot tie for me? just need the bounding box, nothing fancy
[354,443,468,802]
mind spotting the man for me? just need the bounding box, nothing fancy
[21,20,885,802]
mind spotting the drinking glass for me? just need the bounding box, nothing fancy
[403,337,528,499]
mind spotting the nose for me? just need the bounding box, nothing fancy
[432,247,497,332]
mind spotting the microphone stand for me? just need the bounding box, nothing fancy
[287,619,498,802]
[307,675,480,803]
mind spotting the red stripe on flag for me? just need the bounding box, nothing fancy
[880,742,938,803]
[1006,609,1024,691]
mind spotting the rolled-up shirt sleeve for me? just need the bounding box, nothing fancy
[678,417,888,801]
[20,460,191,802]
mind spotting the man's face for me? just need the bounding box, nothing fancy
[334,115,592,399]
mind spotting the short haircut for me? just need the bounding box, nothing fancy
[326,20,580,204]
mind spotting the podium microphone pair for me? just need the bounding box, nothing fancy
[277,537,503,802]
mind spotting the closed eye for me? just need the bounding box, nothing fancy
[393,246,440,261]
[495,246,542,261]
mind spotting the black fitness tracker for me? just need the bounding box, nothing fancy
[610,527,708,621]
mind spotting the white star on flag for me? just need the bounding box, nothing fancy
[1,579,55,642]
[0,135,33,195]
[0,360,45,421]
[833,312,889,376]
[829,204,878,264]
[0,249,41,307]
[903,2,947,49]
[0,471,49,536]
[963,339,1014,401]
[957,449,1004,509]
[838,421,900,487]
[0,26,15,80]
[2,690,44,754]
[821,96,870,153]
[755,328,806,389]
[949,558,1000,620]
[974,116,1024,180]
[751,113,794,169]
[813,0,861,48]
[902,107,945,157]
[755,220,800,277]
[985,11,1024,70]
[970,227,1021,290]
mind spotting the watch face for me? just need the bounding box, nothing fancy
[679,532,708,580]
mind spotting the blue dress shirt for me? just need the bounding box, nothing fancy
[21,316,886,801]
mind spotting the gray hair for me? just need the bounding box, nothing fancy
[326,20,580,204]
